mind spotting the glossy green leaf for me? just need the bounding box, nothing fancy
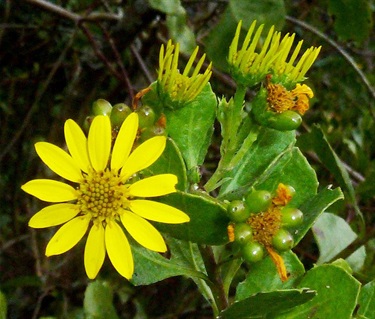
[131,237,208,286]
[229,0,286,31]
[144,138,188,191]
[165,84,217,172]
[218,128,296,200]
[148,0,185,15]
[357,280,375,318]
[328,0,372,43]
[221,289,316,319]
[156,191,229,245]
[274,264,361,319]
[84,281,119,319]
[297,125,362,219]
[0,291,6,319]
[313,212,366,271]
[236,251,305,301]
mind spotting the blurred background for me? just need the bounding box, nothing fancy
[0,0,374,318]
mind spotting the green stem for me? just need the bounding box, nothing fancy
[205,85,247,192]
[198,245,229,316]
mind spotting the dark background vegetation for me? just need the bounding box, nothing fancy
[0,0,374,318]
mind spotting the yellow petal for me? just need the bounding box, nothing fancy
[45,216,90,256]
[128,174,177,197]
[84,223,106,279]
[105,221,133,279]
[130,200,189,224]
[21,179,77,202]
[88,115,111,172]
[35,142,82,183]
[64,119,91,173]
[120,136,166,180]
[120,210,167,252]
[111,113,138,172]
[29,203,79,228]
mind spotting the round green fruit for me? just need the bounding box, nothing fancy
[245,190,272,213]
[281,207,303,227]
[267,110,302,131]
[226,200,250,222]
[110,103,132,128]
[234,223,253,245]
[137,105,156,128]
[92,99,112,116]
[272,229,294,251]
[242,241,264,263]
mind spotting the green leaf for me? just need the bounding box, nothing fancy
[84,281,119,319]
[144,138,188,191]
[131,237,208,286]
[313,212,366,271]
[218,128,296,200]
[357,280,375,318]
[294,187,344,244]
[297,125,362,219]
[229,0,286,32]
[328,0,372,43]
[156,191,229,245]
[220,289,316,319]
[165,84,217,172]
[236,251,305,301]
[148,0,185,15]
[0,291,6,319]
[274,264,361,319]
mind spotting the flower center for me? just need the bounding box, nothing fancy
[76,170,129,222]
[247,206,282,246]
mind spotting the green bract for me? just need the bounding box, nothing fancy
[137,105,156,128]
[272,229,294,251]
[281,207,303,228]
[110,103,132,128]
[92,99,112,116]
[234,223,253,245]
[267,110,302,131]
[242,241,264,263]
[245,190,272,213]
[227,200,250,222]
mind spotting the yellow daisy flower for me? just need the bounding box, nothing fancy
[21,113,190,280]
[228,20,321,87]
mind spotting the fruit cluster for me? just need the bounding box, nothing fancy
[226,184,303,264]
[89,99,166,142]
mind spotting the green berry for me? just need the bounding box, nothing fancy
[226,200,250,222]
[92,99,112,116]
[281,207,303,228]
[267,110,302,131]
[137,105,155,128]
[234,223,253,245]
[272,229,294,251]
[242,241,264,263]
[245,190,272,213]
[110,103,132,128]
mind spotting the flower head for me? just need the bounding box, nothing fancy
[22,113,190,279]
[157,40,212,106]
[228,20,321,87]
[266,79,314,115]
